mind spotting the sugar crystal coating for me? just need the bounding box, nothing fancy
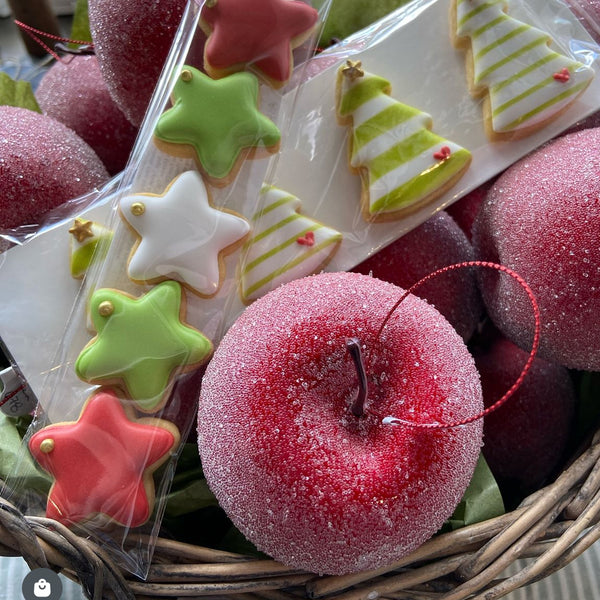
[88,0,189,126]
[0,106,109,230]
[36,55,138,175]
[352,210,483,341]
[475,334,575,496]
[565,0,600,42]
[198,271,483,575]
[472,127,600,370]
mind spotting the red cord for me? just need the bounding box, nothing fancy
[378,260,541,430]
[14,20,94,62]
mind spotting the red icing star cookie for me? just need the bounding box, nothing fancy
[29,389,180,528]
[200,0,319,88]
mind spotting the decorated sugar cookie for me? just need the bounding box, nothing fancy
[335,61,472,223]
[28,388,179,528]
[240,185,342,303]
[120,171,250,297]
[200,0,319,88]
[75,281,213,413]
[452,0,595,140]
[68,218,113,279]
[154,66,281,187]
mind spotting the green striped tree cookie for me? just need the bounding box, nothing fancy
[452,0,595,139]
[240,185,342,303]
[335,61,472,223]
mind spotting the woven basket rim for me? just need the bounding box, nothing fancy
[2,429,600,600]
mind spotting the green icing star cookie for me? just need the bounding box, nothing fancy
[154,66,281,186]
[75,281,213,412]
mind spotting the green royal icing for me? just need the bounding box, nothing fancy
[75,280,212,412]
[456,0,595,134]
[154,66,281,181]
[70,235,113,278]
[337,66,471,218]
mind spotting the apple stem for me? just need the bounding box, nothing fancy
[346,337,368,417]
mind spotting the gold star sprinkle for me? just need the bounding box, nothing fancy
[342,60,364,82]
[69,218,95,243]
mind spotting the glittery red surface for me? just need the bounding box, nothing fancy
[36,55,138,175]
[0,105,109,230]
[352,211,483,342]
[88,0,189,127]
[198,271,483,575]
[473,127,600,370]
[475,334,575,494]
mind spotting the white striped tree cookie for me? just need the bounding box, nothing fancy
[452,0,595,140]
[239,186,342,304]
[335,61,472,223]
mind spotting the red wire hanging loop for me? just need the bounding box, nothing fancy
[14,20,94,62]
[376,260,541,430]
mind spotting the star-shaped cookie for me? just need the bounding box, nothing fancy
[200,0,319,87]
[75,281,213,412]
[29,389,180,528]
[153,66,281,187]
[120,171,250,297]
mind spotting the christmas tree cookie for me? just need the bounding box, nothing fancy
[452,0,595,140]
[68,218,113,279]
[335,61,472,223]
[239,185,342,303]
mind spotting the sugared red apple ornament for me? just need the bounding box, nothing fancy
[0,106,109,230]
[474,334,575,498]
[446,179,494,242]
[198,271,483,575]
[565,0,600,42]
[472,128,600,370]
[36,55,138,175]
[352,211,482,342]
[88,0,188,126]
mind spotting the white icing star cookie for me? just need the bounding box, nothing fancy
[120,170,250,297]
[240,185,342,303]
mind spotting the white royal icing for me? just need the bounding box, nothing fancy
[336,66,472,218]
[455,0,595,134]
[239,185,342,303]
[120,170,250,297]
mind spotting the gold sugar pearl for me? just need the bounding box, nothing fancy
[98,300,115,317]
[130,202,146,216]
[180,69,193,83]
[40,438,55,454]
[205,0,218,8]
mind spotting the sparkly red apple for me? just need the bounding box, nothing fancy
[446,179,495,242]
[88,0,190,126]
[197,271,483,575]
[36,55,139,175]
[352,211,483,342]
[474,333,576,498]
[0,106,109,230]
[473,127,600,371]
[565,0,600,42]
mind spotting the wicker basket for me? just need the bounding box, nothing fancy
[2,427,600,600]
